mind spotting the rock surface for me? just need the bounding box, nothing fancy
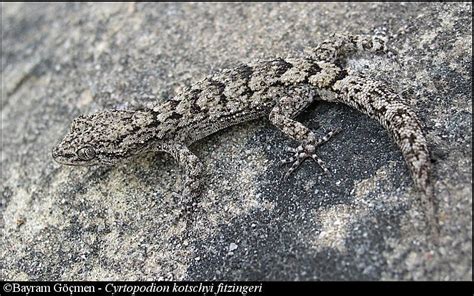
[1,2,471,280]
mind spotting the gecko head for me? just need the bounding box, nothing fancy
[52,110,157,166]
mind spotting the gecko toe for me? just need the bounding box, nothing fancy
[280,128,341,178]
[281,146,310,179]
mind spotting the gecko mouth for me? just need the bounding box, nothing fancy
[52,146,119,166]
[52,147,88,166]
[52,156,99,166]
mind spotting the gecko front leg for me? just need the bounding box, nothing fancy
[269,86,342,179]
[160,143,204,217]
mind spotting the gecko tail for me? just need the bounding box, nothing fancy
[421,182,440,243]
[330,75,439,242]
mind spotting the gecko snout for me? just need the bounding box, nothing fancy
[51,145,75,165]
[51,146,58,159]
[51,145,66,164]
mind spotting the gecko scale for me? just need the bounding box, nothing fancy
[52,31,438,237]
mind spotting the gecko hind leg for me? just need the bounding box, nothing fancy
[269,87,342,180]
[280,128,342,179]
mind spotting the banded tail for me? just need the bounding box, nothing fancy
[331,75,438,239]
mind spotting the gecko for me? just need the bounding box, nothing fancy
[52,30,438,238]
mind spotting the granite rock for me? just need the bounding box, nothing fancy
[1,2,471,280]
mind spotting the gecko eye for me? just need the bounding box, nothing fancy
[77,146,96,161]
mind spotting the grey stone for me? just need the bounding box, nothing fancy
[1,2,471,280]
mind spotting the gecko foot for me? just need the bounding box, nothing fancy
[281,128,342,179]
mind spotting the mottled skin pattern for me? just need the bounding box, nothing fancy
[52,31,437,238]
